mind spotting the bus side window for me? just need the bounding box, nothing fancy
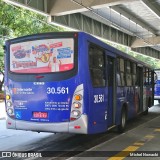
[126,60,132,86]
[136,66,141,86]
[89,45,105,87]
[144,68,149,85]
[145,68,147,85]
[89,47,94,68]
[148,70,152,85]
[132,63,136,86]
[119,58,125,86]
[117,58,121,86]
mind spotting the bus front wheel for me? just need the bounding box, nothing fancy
[118,108,127,133]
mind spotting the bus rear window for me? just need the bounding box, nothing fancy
[10,38,74,73]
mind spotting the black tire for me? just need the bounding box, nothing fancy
[158,100,160,104]
[148,98,152,108]
[143,98,150,115]
[118,108,127,133]
[143,108,148,115]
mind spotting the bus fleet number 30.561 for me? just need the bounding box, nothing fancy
[47,87,69,94]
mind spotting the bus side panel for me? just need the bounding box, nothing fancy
[88,88,108,134]
[116,86,139,126]
[116,87,126,125]
[126,87,137,119]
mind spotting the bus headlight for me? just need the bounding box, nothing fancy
[7,101,12,107]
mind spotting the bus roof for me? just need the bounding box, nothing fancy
[6,31,153,70]
[79,32,153,70]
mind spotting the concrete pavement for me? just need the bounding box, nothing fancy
[67,104,160,160]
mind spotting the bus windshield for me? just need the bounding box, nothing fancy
[10,38,74,74]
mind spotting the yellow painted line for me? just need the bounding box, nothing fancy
[107,128,160,160]
[108,134,155,160]
[144,135,154,139]
[133,142,144,146]
[108,146,139,160]
[154,129,160,132]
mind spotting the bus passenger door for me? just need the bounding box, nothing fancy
[107,56,116,127]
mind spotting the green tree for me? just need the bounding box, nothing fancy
[0,1,61,37]
[0,0,64,91]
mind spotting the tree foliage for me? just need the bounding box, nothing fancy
[102,39,160,69]
[0,1,62,38]
[0,0,64,91]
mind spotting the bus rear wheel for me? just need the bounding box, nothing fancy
[143,108,148,115]
[143,98,151,115]
[118,108,127,133]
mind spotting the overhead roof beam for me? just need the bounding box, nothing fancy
[50,0,139,16]
[131,36,160,48]
[141,0,160,21]
[3,0,49,16]
[112,6,157,36]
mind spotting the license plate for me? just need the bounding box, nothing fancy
[33,112,48,118]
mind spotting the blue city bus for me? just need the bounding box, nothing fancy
[154,69,160,103]
[5,32,154,134]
